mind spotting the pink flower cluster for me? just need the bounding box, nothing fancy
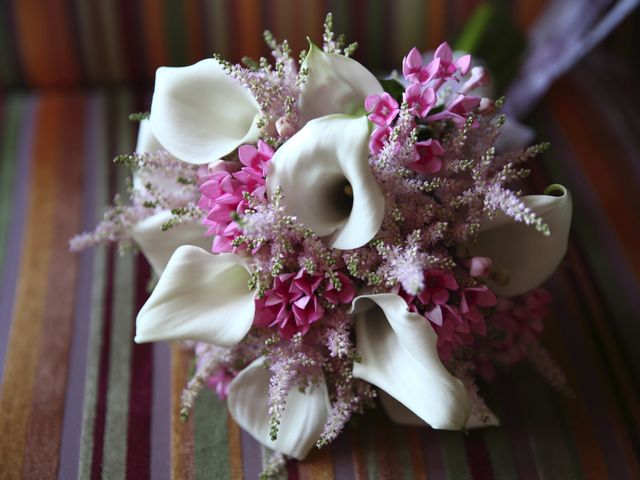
[254,271,355,338]
[198,141,273,252]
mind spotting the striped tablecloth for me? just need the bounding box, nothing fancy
[1,56,639,479]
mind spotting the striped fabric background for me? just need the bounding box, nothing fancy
[1,2,640,479]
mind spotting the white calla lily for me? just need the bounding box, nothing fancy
[471,185,572,297]
[135,246,255,345]
[227,357,331,460]
[351,293,470,430]
[149,58,261,164]
[267,115,384,249]
[131,121,209,274]
[131,211,211,274]
[299,42,383,124]
[378,388,500,429]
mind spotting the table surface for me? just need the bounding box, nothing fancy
[0,60,639,479]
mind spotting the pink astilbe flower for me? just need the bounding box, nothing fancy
[403,84,436,118]
[409,139,444,174]
[199,140,273,252]
[365,92,400,126]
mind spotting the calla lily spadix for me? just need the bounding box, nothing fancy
[298,41,384,124]
[135,246,255,345]
[350,293,470,430]
[130,121,210,274]
[470,185,572,297]
[227,357,331,460]
[149,58,261,164]
[266,115,385,250]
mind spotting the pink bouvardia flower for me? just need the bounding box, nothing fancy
[432,42,471,79]
[254,270,325,339]
[459,285,498,336]
[403,84,436,118]
[427,94,481,126]
[402,47,440,84]
[369,125,391,154]
[408,138,444,174]
[434,304,474,361]
[199,140,273,252]
[206,368,235,399]
[365,93,399,126]
[465,256,492,277]
[322,272,356,305]
[417,269,459,326]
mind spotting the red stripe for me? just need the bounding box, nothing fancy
[464,433,494,480]
[126,254,153,478]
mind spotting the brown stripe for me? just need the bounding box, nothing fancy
[374,414,401,480]
[227,413,244,480]
[142,0,169,78]
[20,94,86,478]
[297,446,334,480]
[171,344,195,480]
[408,428,428,480]
[350,426,368,480]
[0,98,56,476]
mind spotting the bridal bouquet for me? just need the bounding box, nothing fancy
[72,14,572,473]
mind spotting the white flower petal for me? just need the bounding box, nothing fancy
[135,119,163,154]
[227,357,331,460]
[135,246,254,345]
[299,42,383,124]
[267,115,384,249]
[471,185,572,297]
[351,294,470,430]
[149,58,261,164]
[378,390,499,429]
[131,210,211,274]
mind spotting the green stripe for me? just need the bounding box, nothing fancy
[394,0,424,64]
[194,390,231,479]
[481,388,518,480]
[101,91,136,479]
[366,0,385,73]
[439,431,471,479]
[209,0,229,58]
[0,97,23,275]
[165,0,188,65]
[97,2,125,82]
[392,423,415,480]
[75,1,99,84]
[78,94,109,479]
[515,366,583,480]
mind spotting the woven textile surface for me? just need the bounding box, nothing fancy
[1,2,640,479]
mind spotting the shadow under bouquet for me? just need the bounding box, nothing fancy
[71,13,572,475]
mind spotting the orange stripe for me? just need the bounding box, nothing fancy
[298,447,334,480]
[428,0,446,49]
[227,414,244,480]
[549,81,640,276]
[14,0,79,86]
[185,0,206,62]
[0,98,56,475]
[142,0,170,78]
[20,94,86,477]
[237,0,263,61]
[408,429,428,480]
[171,345,195,480]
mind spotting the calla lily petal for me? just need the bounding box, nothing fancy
[299,42,383,124]
[135,119,163,154]
[471,185,572,297]
[351,293,470,429]
[267,115,384,249]
[135,246,254,345]
[149,58,261,164]
[131,211,211,274]
[227,357,331,460]
[378,390,499,428]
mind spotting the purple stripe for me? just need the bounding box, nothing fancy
[330,425,356,480]
[550,274,633,480]
[0,94,36,383]
[240,427,263,479]
[57,94,98,479]
[151,341,171,479]
[419,427,446,480]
